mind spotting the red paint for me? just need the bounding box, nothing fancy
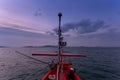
[32,53,86,80]
[41,62,81,80]
[32,53,86,57]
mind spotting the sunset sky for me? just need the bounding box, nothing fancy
[0,0,120,47]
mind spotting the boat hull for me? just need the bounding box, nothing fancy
[41,62,81,80]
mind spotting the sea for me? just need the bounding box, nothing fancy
[0,47,120,80]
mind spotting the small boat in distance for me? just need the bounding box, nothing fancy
[32,12,86,80]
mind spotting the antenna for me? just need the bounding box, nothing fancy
[58,12,62,63]
[57,12,67,80]
[58,12,67,61]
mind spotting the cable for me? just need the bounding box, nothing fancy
[15,51,49,64]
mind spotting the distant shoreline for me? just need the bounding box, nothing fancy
[0,46,120,48]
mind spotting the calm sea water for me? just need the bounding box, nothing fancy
[0,47,120,80]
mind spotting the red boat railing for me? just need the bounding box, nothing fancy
[32,53,86,57]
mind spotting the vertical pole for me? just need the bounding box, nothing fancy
[58,12,62,63]
[57,12,62,80]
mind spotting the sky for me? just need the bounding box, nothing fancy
[0,0,120,47]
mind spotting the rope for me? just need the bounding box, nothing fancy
[15,51,49,64]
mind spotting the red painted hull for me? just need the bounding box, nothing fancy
[41,62,81,80]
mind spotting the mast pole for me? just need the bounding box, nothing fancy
[58,12,62,63]
[57,12,62,80]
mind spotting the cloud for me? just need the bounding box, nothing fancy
[0,27,46,38]
[53,19,110,37]
[0,22,48,35]
[0,26,57,47]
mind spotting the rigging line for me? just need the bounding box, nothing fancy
[15,51,49,64]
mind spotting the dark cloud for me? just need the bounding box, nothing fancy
[79,19,108,34]
[80,28,120,43]
[53,19,109,35]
